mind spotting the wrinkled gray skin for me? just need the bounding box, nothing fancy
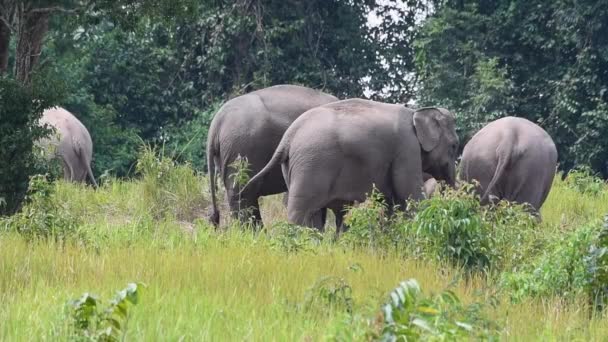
[460,116,557,214]
[240,99,459,233]
[38,107,98,187]
[207,85,338,226]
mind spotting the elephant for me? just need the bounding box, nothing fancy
[206,84,338,227]
[38,107,98,187]
[422,174,438,199]
[459,116,557,214]
[240,99,459,233]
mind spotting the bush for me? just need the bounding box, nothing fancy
[268,221,323,254]
[378,279,500,340]
[341,188,404,252]
[342,183,538,274]
[501,216,608,311]
[0,75,64,215]
[1,175,80,241]
[410,183,493,271]
[135,144,208,221]
[585,215,608,313]
[564,166,605,196]
[163,103,220,171]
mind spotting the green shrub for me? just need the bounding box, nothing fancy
[268,221,323,253]
[0,75,64,215]
[378,279,500,341]
[564,166,605,196]
[410,183,493,271]
[341,188,403,251]
[340,183,538,274]
[501,217,608,309]
[585,215,608,313]
[68,282,144,341]
[1,175,80,241]
[136,144,208,221]
[304,276,354,315]
[409,183,537,273]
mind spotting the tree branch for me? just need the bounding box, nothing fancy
[0,15,11,30]
[29,6,76,14]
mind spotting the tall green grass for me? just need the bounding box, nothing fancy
[1,151,608,341]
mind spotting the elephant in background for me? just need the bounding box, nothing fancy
[459,116,557,214]
[38,107,98,187]
[240,99,459,233]
[206,84,338,227]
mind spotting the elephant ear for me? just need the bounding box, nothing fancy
[413,107,441,152]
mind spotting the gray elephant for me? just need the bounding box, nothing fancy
[207,84,338,226]
[38,107,98,187]
[459,116,557,213]
[240,99,459,232]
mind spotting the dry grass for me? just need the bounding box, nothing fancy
[1,167,608,341]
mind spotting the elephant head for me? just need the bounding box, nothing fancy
[413,107,459,186]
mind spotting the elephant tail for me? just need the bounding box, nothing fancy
[73,137,98,188]
[207,124,220,227]
[85,162,98,188]
[239,135,289,198]
[481,142,511,203]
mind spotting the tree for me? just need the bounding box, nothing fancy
[42,0,426,174]
[415,0,608,176]
[0,0,195,214]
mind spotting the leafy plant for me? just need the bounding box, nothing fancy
[409,183,498,273]
[228,155,256,224]
[584,215,608,314]
[1,174,80,241]
[228,154,251,190]
[68,282,145,341]
[136,144,207,221]
[501,220,601,303]
[304,276,354,315]
[268,221,322,254]
[379,279,499,341]
[0,74,64,215]
[565,166,605,196]
[341,187,407,252]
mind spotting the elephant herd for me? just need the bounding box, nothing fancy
[39,84,558,234]
[208,84,558,233]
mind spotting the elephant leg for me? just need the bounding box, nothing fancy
[287,195,324,231]
[309,208,327,233]
[61,159,72,181]
[333,208,347,236]
[390,154,423,210]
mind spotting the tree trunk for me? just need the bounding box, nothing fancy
[15,9,49,84]
[0,20,10,74]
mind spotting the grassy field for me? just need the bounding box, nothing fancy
[1,157,608,341]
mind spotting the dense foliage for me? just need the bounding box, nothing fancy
[42,0,424,175]
[4,0,608,183]
[0,74,64,215]
[416,0,608,174]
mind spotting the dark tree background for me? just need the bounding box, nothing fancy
[416,0,608,176]
[2,0,608,214]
